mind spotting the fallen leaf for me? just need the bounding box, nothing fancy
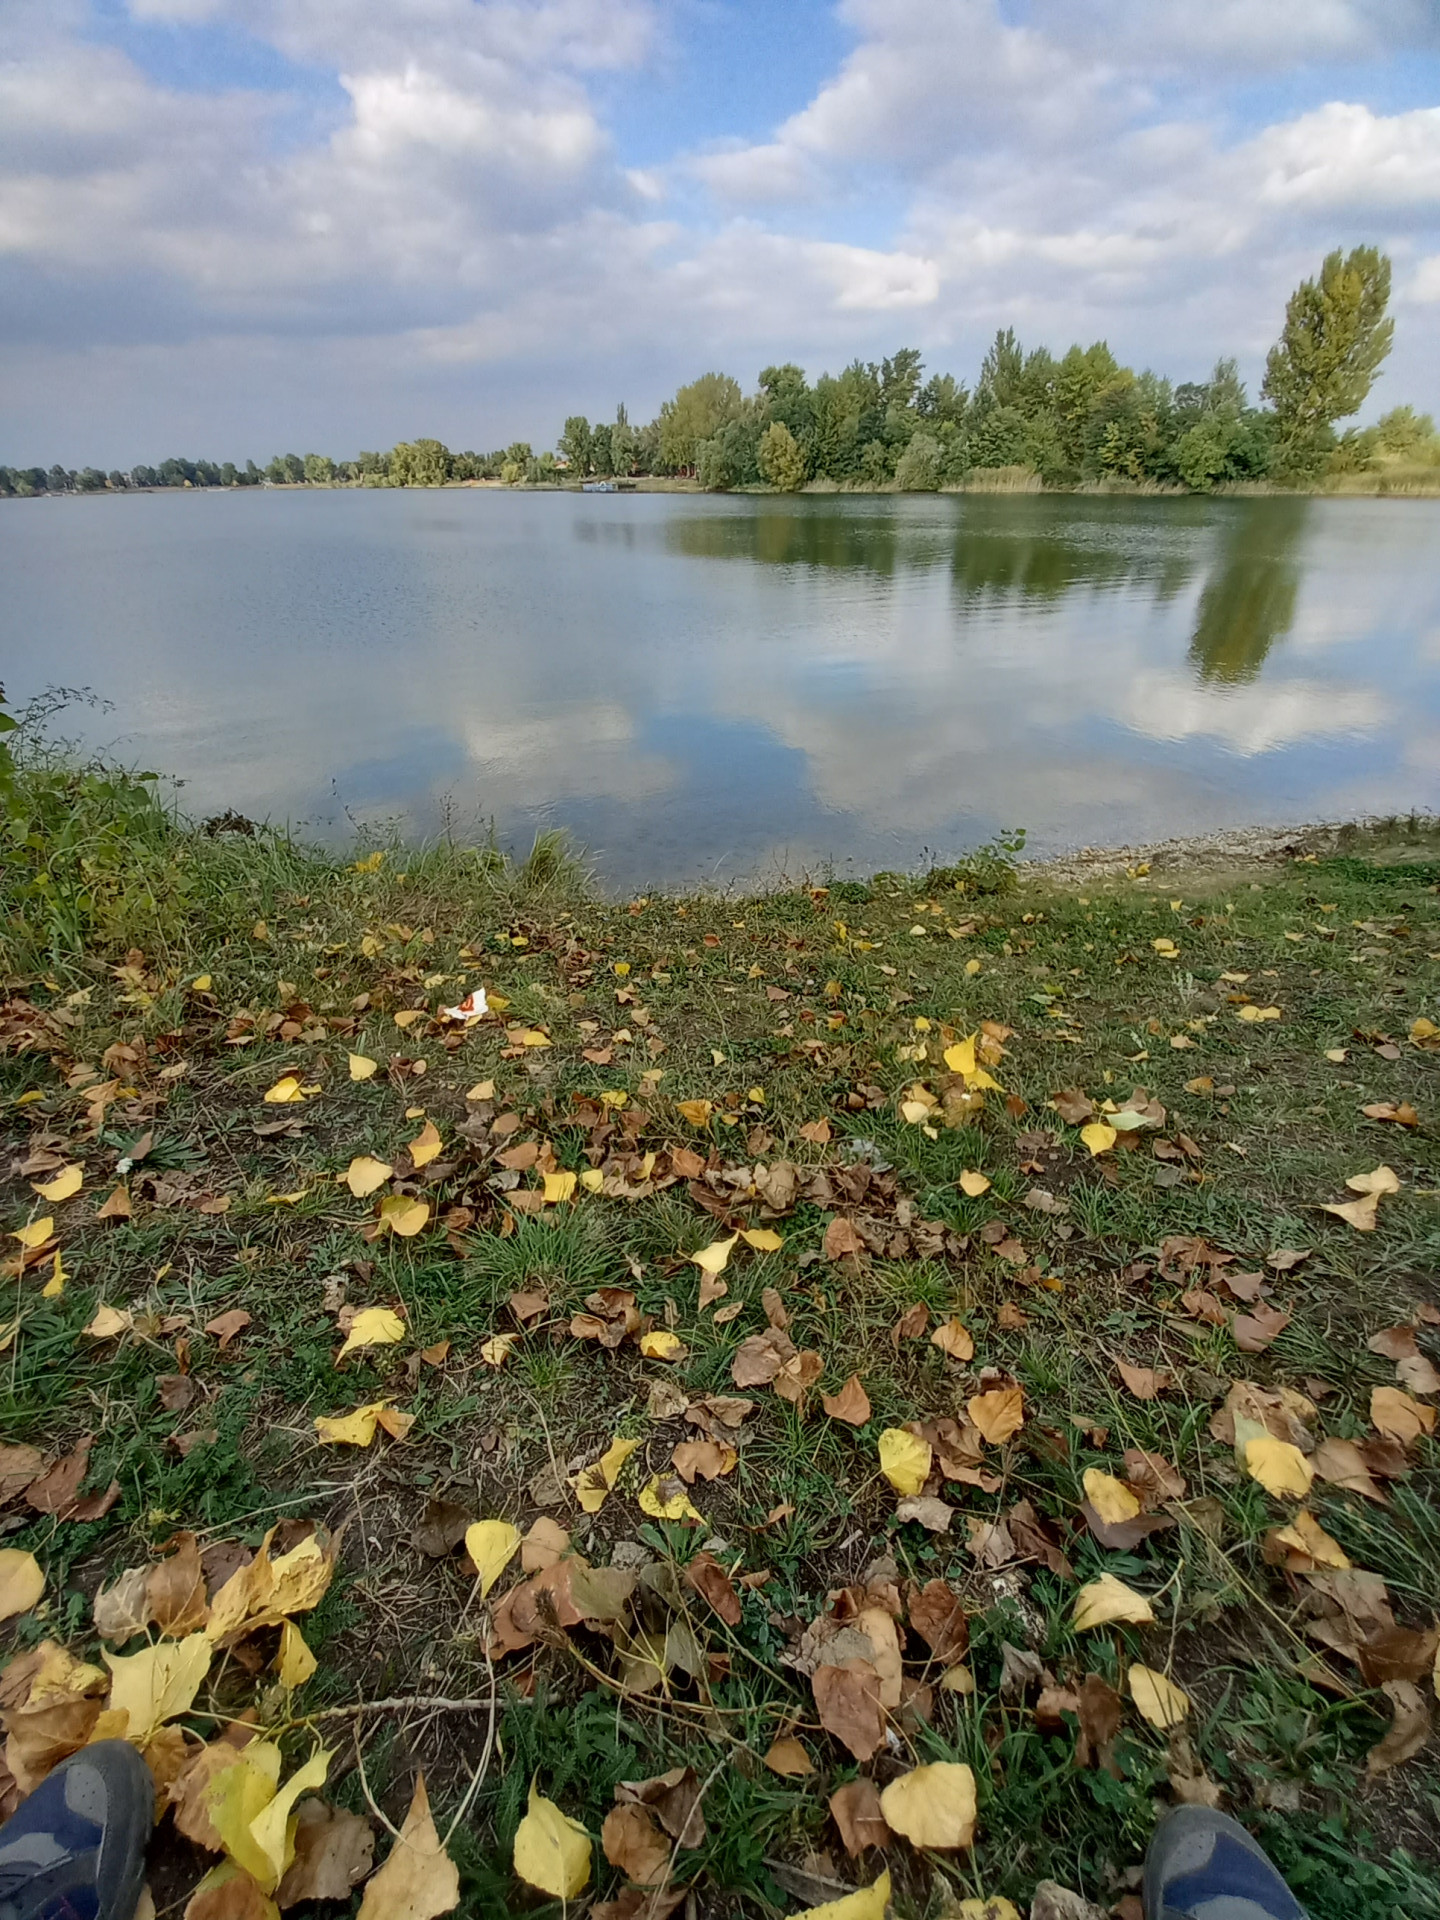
[1366,1680,1431,1775]
[828,1780,891,1856]
[1321,1194,1379,1231]
[336,1306,405,1361]
[895,1496,954,1533]
[1372,1386,1436,1446]
[812,1659,886,1761]
[83,1305,133,1340]
[959,1170,991,1197]
[375,1195,430,1238]
[821,1376,871,1425]
[1244,1436,1313,1499]
[907,1579,969,1663]
[692,1235,737,1276]
[878,1429,932,1496]
[1083,1470,1141,1525]
[740,1227,784,1252]
[639,1330,686,1362]
[570,1436,641,1514]
[968,1387,1024,1445]
[104,1633,213,1744]
[763,1736,814,1778]
[670,1440,736,1483]
[345,1156,393,1198]
[1312,1437,1386,1502]
[262,1078,315,1105]
[0,1549,44,1623]
[1398,1353,1440,1395]
[1128,1665,1189,1729]
[1116,1360,1170,1400]
[1233,1304,1292,1353]
[1073,1574,1155,1631]
[357,1775,459,1920]
[601,1803,670,1887]
[638,1476,702,1523]
[205,1310,251,1351]
[931,1318,974,1361]
[1267,1508,1351,1571]
[513,1783,591,1900]
[1080,1123,1116,1157]
[1363,1101,1420,1127]
[1348,1164,1401,1196]
[878,1762,976,1849]
[33,1166,82,1203]
[789,1872,891,1920]
[184,1861,278,1920]
[823,1217,865,1261]
[276,1800,374,1908]
[348,1054,379,1081]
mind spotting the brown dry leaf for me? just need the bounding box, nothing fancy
[615,1768,707,1849]
[601,1804,670,1888]
[821,1375,871,1426]
[823,1218,865,1261]
[1122,1449,1186,1509]
[205,1311,251,1351]
[0,1446,44,1504]
[890,1302,930,1346]
[24,1438,94,1516]
[828,1779,891,1856]
[1052,1088,1094,1124]
[149,1533,209,1637]
[812,1659,886,1761]
[1233,1304,1291,1353]
[1116,1361,1171,1400]
[1357,1624,1440,1688]
[907,1580,968,1663]
[1362,1102,1420,1127]
[773,1350,824,1406]
[412,1499,472,1560]
[931,1318,974,1361]
[356,1774,459,1920]
[276,1802,375,1908]
[731,1332,788,1389]
[1167,1730,1222,1808]
[799,1118,832,1144]
[895,1496,954,1533]
[1366,1681,1431,1775]
[184,1863,277,1920]
[1398,1353,1440,1395]
[763,1736,815,1778]
[697,1271,728,1311]
[1367,1325,1417,1360]
[1312,1437,1386,1503]
[671,1439,736,1484]
[965,1518,1017,1569]
[968,1387,1024,1445]
[685,1551,741,1626]
[1372,1387,1436,1446]
[1076,1673,1123,1770]
[170,1742,249,1850]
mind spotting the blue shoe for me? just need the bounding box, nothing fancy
[1144,1807,1308,1920]
[0,1742,151,1920]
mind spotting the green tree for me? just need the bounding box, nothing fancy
[893,432,943,491]
[611,404,636,476]
[559,416,593,477]
[1263,246,1394,451]
[756,420,806,491]
[390,439,452,486]
[303,453,335,484]
[658,373,743,472]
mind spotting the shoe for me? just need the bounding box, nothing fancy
[0,1741,152,1920]
[1144,1807,1308,1920]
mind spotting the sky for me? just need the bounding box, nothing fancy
[3,0,1439,467]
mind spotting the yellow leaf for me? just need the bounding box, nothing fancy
[1080,1122,1117,1156]
[513,1782,591,1900]
[968,1386,1025,1445]
[951,1903,1021,1920]
[209,1743,284,1885]
[314,1403,390,1447]
[465,1521,521,1598]
[543,1171,577,1204]
[355,1774,457,1920]
[1321,1193,1379,1231]
[336,1307,406,1361]
[676,1100,713,1127]
[964,958,982,976]
[1152,938,1179,957]
[514,1029,551,1050]
[104,1633,212,1744]
[407,1121,442,1168]
[466,1080,496,1102]
[791,1873,892,1920]
[480,1333,519,1367]
[192,975,213,992]
[579,1168,604,1193]
[33,1166,82,1203]
[692,1234,737,1276]
[265,1189,309,1206]
[249,1746,331,1890]
[348,1053,379,1081]
[83,1304,132,1339]
[42,1252,65,1298]
[570,1436,641,1514]
[1128,1664,1190,1729]
[276,1620,317,1690]
[352,850,385,872]
[959,1170,991,1197]
[1073,1573,1156,1631]
[1271,1509,1351,1570]
[267,1533,335,1617]
[944,1035,978,1076]
[376,1195,430,1238]
[345,1156,393,1198]
[878,1762,977,1849]
[393,1010,425,1030]
[1347,1164,1400,1196]
[1083,1469,1141,1524]
[639,1330,685,1361]
[878,1428,932,1497]
[1244,1435,1313,1498]
[263,1077,308,1105]
[11,1218,55,1251]
[740,1227,784,1251]
[637,1475,703,1522]
[1237,1004,1282,1023]
[0,1549,45,1623]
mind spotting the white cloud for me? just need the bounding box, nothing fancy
[1254,103,1440,211]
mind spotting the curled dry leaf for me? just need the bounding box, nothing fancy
[1129,1665,1190,1729]
[276,1801,374,1909]
[894,1495,954,1533]
[357,1774,459,1920]
[878,1762,977,1849]
[931,1318,974,1361]
[1366,1681,1431,1776]
[685,1550,741,1626]
[828,1779,891,1856]
[823,1218,865,1261]
[763,1736,814,1778]
[812,1659,887,1762]
[968,1387,1024,1445]
[601,1803,670,1887]
[907,1579,969,1663]
[1371,1387,1436,1446]
[821,1375,871,1426]
[1116,1361,1171,1400]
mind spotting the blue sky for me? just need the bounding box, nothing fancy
[3,0,1439,464]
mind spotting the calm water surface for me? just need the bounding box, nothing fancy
[4,489,1439,889]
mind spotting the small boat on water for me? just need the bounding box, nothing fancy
[581,480,618,493]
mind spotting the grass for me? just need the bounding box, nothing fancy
[1,740,1438,1917]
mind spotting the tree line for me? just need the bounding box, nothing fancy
[5,247,1435,500]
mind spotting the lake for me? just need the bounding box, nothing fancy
[4,488,1438,890]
